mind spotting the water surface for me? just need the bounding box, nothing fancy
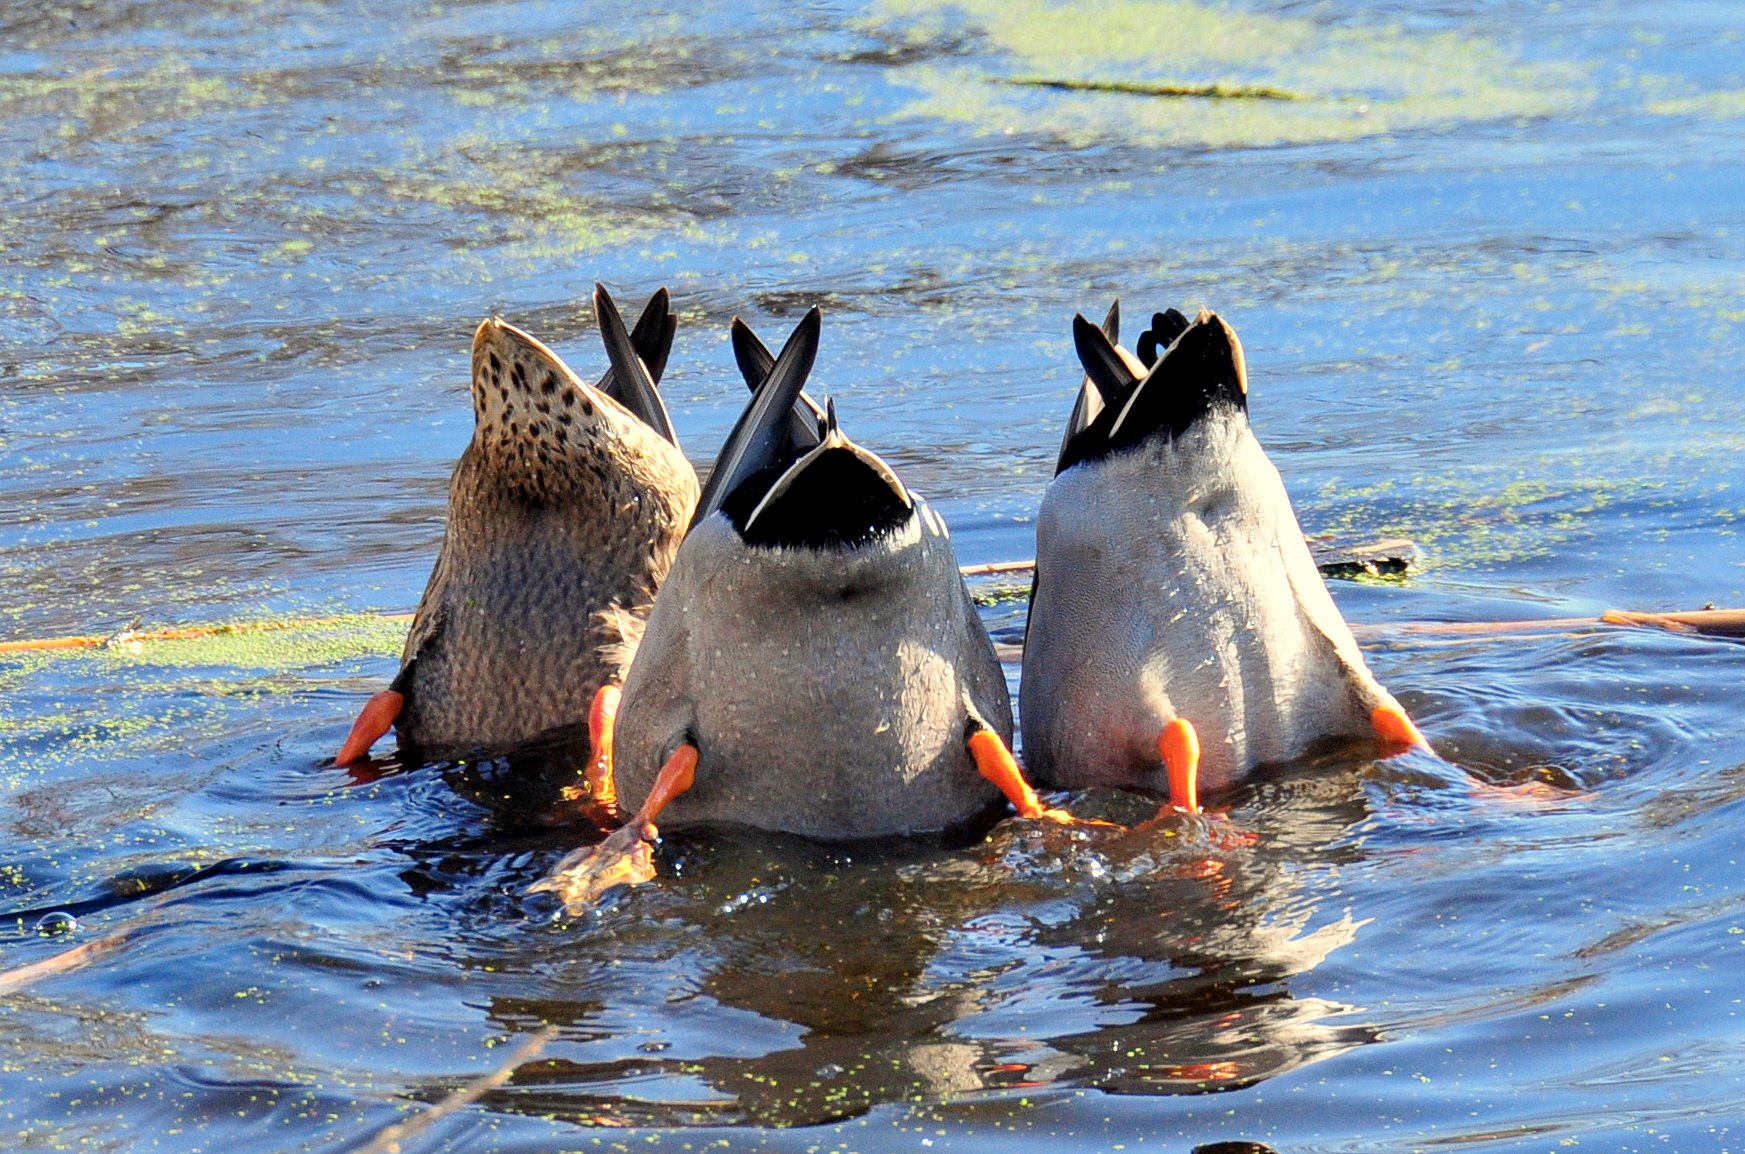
[4,2,1745,1152]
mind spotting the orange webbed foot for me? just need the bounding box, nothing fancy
[967,727,1115,828]
[1372,702,1431,753]
[531,741,699,914]
[528,821,660,913]
[336,689,404,766]
[585,683,622,821]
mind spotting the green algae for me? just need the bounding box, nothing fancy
[866,0,1594,149]
[1,613,408,676]
[0,24,730,327]
[1314,468,1686,575]
[0,58,262,146]
[373,142,698,269]
[0,614,407,787]
[1646,88,1745,120]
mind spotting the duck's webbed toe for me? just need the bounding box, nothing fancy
[528,823,658,915]
[531,739,700,913]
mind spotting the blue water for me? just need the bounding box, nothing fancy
[3,2,1745,1151]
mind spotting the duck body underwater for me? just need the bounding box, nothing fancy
[336,286,698,764]
[335,287,1425,908]
[1021,304,1427,805]
[610,493,1011,839]
[533,309,1065,912]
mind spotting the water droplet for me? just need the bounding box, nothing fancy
[34,912,77,937]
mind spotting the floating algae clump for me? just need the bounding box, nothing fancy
[1647,88,1745,121]
[867,0,1594,148]
[95,613,411,673]
[0,614,410,785]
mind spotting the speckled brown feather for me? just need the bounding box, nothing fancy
[393,313,699,757]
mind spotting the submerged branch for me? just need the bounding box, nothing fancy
[347,1027,559,1154]
[0,926,135,995]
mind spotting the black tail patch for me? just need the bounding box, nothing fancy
[1135,308,1190,368]
[1058,307,1247,472]
[593,283,679,446]
[705,314,913,550]
[728,441,913,550]
[693,308,822,529]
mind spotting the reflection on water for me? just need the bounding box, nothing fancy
[5,0,1745,1151]
[321,763,1394,1131]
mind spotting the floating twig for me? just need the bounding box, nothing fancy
[1600,608,1745,638]
[0,921,140,995]
[0,613,415,656]
[1352,608,1745,642]
[958,559,1039,578]
[347,1027,558,1154]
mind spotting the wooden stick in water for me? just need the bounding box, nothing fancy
[347,1027,558,1154]
[1600,608,1745,637]
[0,926,136,995]
[957,559,1038,578]
[1351,608,1745,641]
[2,537,1739,652]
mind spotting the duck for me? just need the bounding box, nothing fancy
[531,309,1066,911]
[335,284,700,767]
[1018,302,1428,810]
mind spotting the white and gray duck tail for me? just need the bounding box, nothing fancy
[1056,303,1248,473]
[698,309,914,550]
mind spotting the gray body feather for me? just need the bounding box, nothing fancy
[1021,342,1405,795]
[613,503,1011,838]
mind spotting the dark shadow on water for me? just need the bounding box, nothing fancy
[0,857,294,932]
[310,701,1623,1131]
[346,750,1418,1129]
